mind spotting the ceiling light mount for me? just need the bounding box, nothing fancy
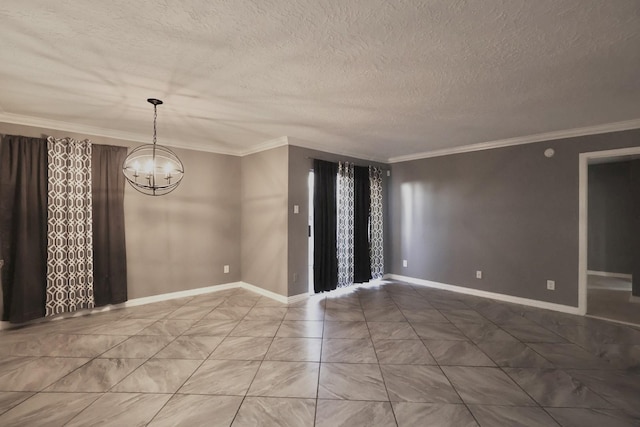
[122,98,184,196]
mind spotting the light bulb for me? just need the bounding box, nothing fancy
[144,160,154,173]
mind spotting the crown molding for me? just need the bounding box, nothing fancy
[239,136,289,156]
[4,111,639,164]
[387,118,640,163]
[0,112,292,157]
[286,138,389,164]
[0,112,240,156]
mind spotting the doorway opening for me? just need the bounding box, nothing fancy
[579,147,640,325]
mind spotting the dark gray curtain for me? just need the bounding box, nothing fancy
[353,165,371,283]
[313,159,338,293]
[0,135,48,323]
[92,144,128,306]
[632,160,640,297]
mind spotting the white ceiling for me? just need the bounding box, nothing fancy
[1,0,639,161]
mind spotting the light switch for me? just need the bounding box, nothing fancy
[293,205,299,214]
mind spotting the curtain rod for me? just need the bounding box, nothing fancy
[306,156,387,169]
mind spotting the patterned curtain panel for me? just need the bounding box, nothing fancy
[337,161,355,288]
[45,136,95,316]
[370,166,384,279]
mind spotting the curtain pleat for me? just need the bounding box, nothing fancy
[353,165,371,283]
[0,135,48,323]
[337,162,355,287]
[313,159,338,293]
[45,136,94,316]
[92,144,128,306]
[370,166,384,279]
[632,160,640,297]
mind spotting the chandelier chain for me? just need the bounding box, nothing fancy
[153,104,157,145]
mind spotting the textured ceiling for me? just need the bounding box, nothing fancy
[1,0,639,161]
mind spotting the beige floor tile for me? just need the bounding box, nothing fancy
[149,395,242,427]
[179,360,260,395]
[276,321,324,338]
[265,338,322,362]
[321,338,378,363]
[318,363,387,401]
[0,392,100,427]
[233,397,315,427]
[209,336,273,360]
[248,361,319,398]
[316,400,396,427]
[65,393,171,427]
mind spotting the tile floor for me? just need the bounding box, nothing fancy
[587,277,640,326]
[1,281,639,426]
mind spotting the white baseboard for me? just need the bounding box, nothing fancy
[238,282,311,304]
[586,315,640,328]
[239,282,288,304]
[122,282,243,308]
[587,270,633,280]
[0,280,299,331]
[588,283,632,291]
[586,271,632,291]
[385,274,580,315]
[287,293,310,304]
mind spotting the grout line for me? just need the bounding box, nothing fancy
[364,291,401,425]
[314,295,327,427]
[227,295,265,426]
[4,282,640,424]
[127,287,245,426]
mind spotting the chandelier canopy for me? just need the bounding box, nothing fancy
[122,98,184,196]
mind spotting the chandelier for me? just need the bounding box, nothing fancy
[122,98,184,196]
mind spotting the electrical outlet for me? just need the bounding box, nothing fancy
[402,260,408,268]
[293,205,299,214]
[546,280,555,290]
[224,265,230,274]
[476,270,482,279]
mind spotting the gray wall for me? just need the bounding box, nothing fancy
[390,129,640,307]
[0,122,242,305]
[241,146,289,296]
[287,144,390,297]
[588,161,634,274]
[124,147,241,298]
